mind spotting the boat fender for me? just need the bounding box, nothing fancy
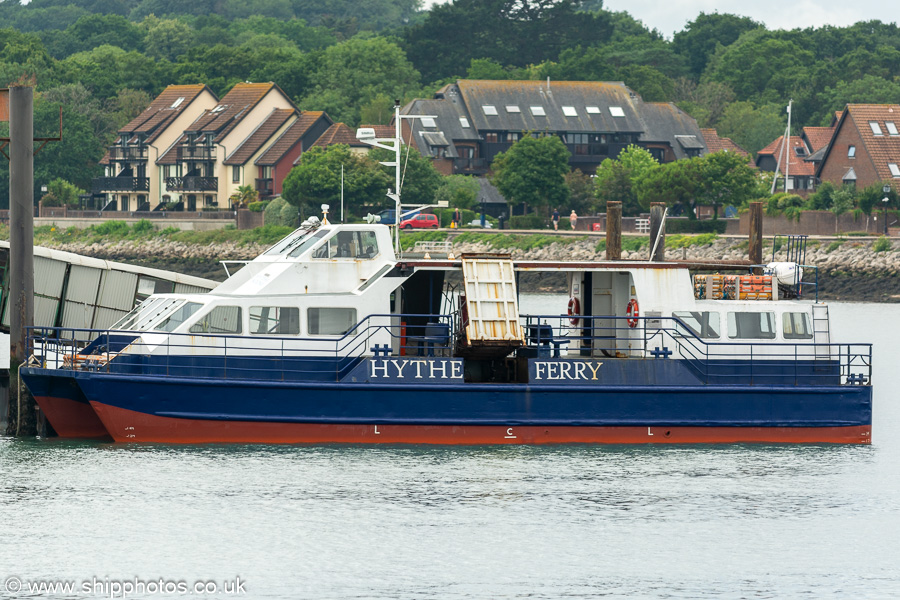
[567,297,581,325]
[626,299,639,328]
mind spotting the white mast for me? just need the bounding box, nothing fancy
[771,99,793,195]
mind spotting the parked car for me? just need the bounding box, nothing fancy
[374,209,421,225]
[468,219,493,229]
[400,213,439,229]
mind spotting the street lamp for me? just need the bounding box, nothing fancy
[883,184,891,236]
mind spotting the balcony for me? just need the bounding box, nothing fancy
[255,178,274,198]
[177,146,216,161]
[108,146,148,162]
[92,177,150,193]
[166,176,218,192]
[452,158,488,174]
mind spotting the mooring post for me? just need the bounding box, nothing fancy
[749,201,763,274]
[605,201,621,260]
[9,85,36,436]
[649,202,666,262]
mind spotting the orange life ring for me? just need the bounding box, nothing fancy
[567,297,581,325]
[626,299,639,328]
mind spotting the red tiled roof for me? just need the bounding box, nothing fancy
[844,104,900,181]
[699,129,749,156]
[802,126,834,152]
[224,108,296,166]
[186,82,284,142]
[757,135,816,177]
[120,84,212,143]
[310,123,372,150]
[255,111,327,166]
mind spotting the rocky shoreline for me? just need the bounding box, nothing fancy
[42,235,900,302]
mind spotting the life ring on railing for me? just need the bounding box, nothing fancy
[567,297,581,325]
[626,299,640,328]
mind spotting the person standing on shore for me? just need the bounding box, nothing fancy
[452,207,461,229]
[552,208,560,231]
[569,210,578,230]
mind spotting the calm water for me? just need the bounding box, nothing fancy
[1,300,897,599]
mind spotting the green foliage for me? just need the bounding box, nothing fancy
[715,101,786,155]
[622,236,649,252]
[452,232,586,251]
[634,158,699,213]
[40,178,85,207]
[564,169,596,215]
[672,12,763,77]
[434,175,480,210]
[766,193,805,221]
[300,36,421,126]
[826,240,845,253]
[873,236,893,252]
[665,233,718,248]
[281,145,390,219]
[435,207,476,226]
[90,220,130,236]
[229,184,259,208]
[490,134,571,212]
[399,230,450,250]
[371,145,444,206]
[594,145,659,215]
[131,219,156,235]
[247,201,270,212]
[264,197,293,226]
[509,214,546,229]
[831,188,854,232]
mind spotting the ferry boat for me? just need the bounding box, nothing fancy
[20,219,872,444]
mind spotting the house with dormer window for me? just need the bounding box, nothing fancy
[157,82,297,210]
[756,136,817,195]
[816,104,900,191]
[400,80,707,175]
[95,84,218,211]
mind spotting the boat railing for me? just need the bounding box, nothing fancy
[25,313,457,382]
[519,314,872,386]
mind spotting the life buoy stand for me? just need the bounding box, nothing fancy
[626,299,639,328]
[567,297,581,325]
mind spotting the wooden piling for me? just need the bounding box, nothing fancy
[649,202,666,261]
[606,201,621,260]
[749,201,763,271]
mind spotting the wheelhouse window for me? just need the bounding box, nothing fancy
[189,306,243,334]
[673,311,720,339]
[308,308,357,335]
[250,306,300,335]
[727,312,776,339]
[314,230,379,259]
[266,228,325,256]
[782,312,813,340]
[154,302,202,332]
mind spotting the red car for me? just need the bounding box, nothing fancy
[400,213,439,229]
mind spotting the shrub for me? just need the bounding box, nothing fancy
[248,201,270,213]
[826,240,844,253]
[666,219,728,234]
[131,219,155,235]
[90,220,130,236]
[873,236,892,252]
[509,214,545,229]
[264,197,297,227]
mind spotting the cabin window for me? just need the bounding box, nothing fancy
[154,302,203,332]
[189,305,243,335]
[250,306,300,335]
[286,229,328,258]
[727,311,776,339]
[315,230,378,259]
[782,312,813,339]
[672,311,720,339]
[308,308,356,335]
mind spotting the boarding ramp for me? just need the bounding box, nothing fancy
[457,254,523,358]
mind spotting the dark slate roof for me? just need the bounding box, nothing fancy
[455,79,645,134]
[476,177,506,204]
[120,84,213,143]
[255,111,329,166]
[224,108,296,166]
[637,102,707,159]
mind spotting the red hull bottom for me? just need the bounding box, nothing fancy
[91,402,872,445]
[35,396,111,439]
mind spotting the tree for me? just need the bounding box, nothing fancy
[694,151,760,217]
[564,169,596,215]
[593,145,659,215]
[634,160,700,215]
[140,15,193,62]
[490,134,571,213]
[831,188,854,233]
[301,36,421,126]
[40,178,86,208]
[434,175,480,210]
[715,101,785,156]
[672,12,762,77]
[370,145,444,207]
[817,75,900,123]
[229,184,259,209]
[281,145,390,219]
